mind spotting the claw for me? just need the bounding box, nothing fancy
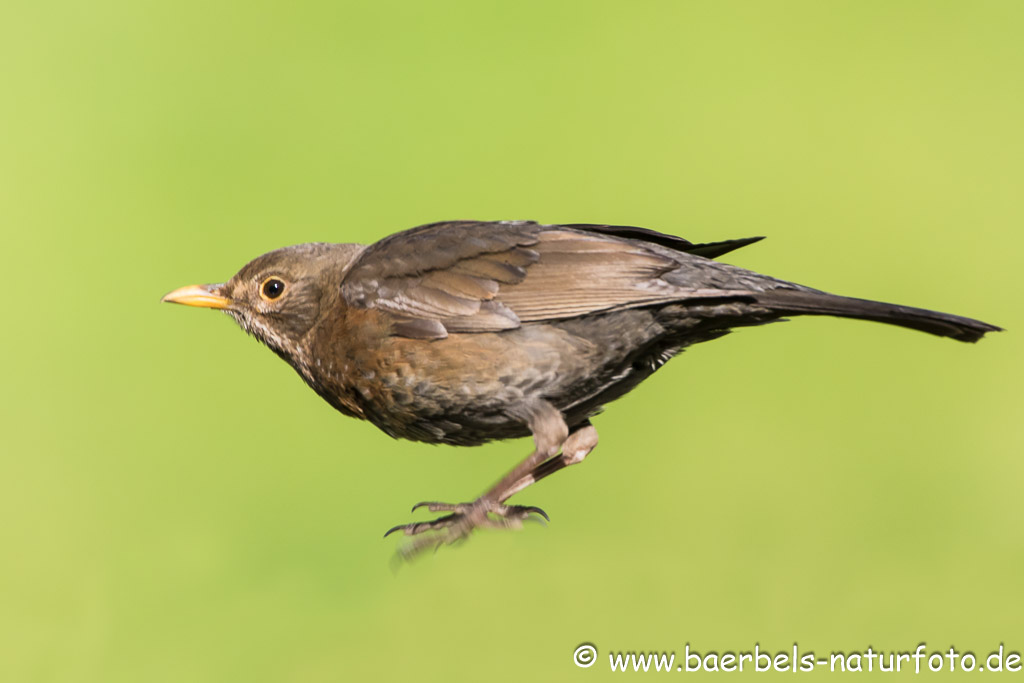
[385,499,551,559]
[514,504,549,522]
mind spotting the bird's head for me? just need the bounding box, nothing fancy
[162,242,366,358]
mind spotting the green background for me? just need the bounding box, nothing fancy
[2,1,1021,680]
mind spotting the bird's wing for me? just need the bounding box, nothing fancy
[341,220,756,339]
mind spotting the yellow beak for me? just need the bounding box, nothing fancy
[161,283,233,310]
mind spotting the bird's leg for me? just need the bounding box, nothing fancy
[401,422,594,525]
[385,401,568,556]
[498,421,598,503]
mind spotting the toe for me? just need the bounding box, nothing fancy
[383,513,461,538]
[410,501,472,514]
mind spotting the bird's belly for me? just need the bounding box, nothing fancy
[347,310,673,446]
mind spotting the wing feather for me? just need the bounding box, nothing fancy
[341,221,756,338]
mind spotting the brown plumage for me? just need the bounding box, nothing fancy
[162,220,1000,556]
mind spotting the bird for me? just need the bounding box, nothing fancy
[162,220,1000,556]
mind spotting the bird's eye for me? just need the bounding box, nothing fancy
[260,277,286,301]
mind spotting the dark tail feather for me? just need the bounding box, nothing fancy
[566,224,765,260]
[756,290,1002,343]
[684,236,765,259]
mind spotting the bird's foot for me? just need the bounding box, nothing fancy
[384,500,548,559]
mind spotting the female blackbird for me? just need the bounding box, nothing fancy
[163,220,999,556]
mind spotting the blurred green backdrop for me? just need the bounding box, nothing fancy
[2,0,1021,680]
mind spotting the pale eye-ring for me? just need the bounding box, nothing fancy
[260,277,286,301]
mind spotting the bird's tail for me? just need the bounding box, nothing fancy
[753,290,1001,343]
